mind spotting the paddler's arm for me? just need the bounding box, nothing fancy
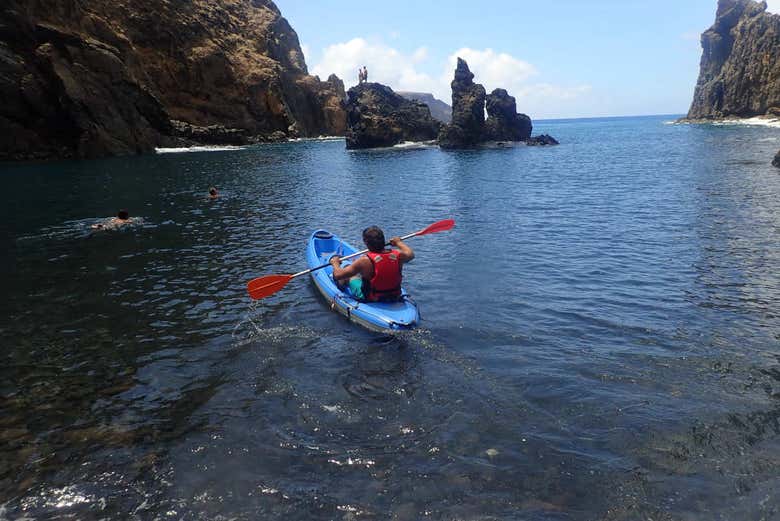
[389,237,415,263]
[330,255,363,281]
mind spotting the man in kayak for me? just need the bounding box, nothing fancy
[329,226,414,301]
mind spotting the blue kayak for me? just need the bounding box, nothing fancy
[306,230,420,332]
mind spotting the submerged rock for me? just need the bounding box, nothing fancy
[345,83,440,149]
[685,0,780,120]
[526,134,560,146]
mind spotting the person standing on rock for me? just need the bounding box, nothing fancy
[363,66,368,83]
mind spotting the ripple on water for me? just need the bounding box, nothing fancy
[1,118,780,519]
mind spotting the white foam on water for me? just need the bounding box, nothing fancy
[155,145,245,154]
[392,140,437,150]
[675,116,780,128]
[712,117,780,128]
[288,136,344,142]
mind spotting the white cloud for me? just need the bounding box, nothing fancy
[310,39,592,118]
[766,0,780,13]
[311,38,438,91]
[445,48,538,88]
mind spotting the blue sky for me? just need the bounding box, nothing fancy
[276,0,780,119]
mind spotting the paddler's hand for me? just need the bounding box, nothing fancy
[389,236,403,247]
[329,255,341,266]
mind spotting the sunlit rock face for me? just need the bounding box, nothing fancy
[686,0,780,120]
[0,0,346,160]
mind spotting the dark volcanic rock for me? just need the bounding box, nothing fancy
[484,89,532,142]
[345,83,440,149]
[397,91,452,123]
[171,120,248,146]
[526,134,560,146]
[438,58,487,149]
[438,58,556,148]
[686,0,780,120]
[0,0,346,161]
[773,150,780,168]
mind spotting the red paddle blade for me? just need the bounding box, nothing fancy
[417,219,455,236]
[247,274,293,300]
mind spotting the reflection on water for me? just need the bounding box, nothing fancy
[1,117,779,519]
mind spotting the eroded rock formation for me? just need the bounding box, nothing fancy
[0,0,346,161]
[484,89,532,142]
[345,83,440,149]
[686,0,780,120]
[438,58,550,149]
[438,59,487,149]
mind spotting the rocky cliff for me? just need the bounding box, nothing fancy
[0,0,346,161]
[345,83,440,149]
[397,92,452,124]
[686,0,780,119]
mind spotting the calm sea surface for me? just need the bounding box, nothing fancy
[1,115,779,520]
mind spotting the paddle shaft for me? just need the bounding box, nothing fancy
[291,229,422,279]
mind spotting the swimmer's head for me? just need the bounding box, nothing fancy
[117,209,129,220]
[209,187,218,197]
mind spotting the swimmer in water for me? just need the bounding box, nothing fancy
[208,187,218,199]
[91,209,132,230]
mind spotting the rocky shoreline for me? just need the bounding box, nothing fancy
[1,1,563,161]
[0,0,346,161]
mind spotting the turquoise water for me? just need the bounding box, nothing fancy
[1,116,779,519]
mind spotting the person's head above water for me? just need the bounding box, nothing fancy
[362,226,386,253]
[208,186,218,198]
[117,209,129,220]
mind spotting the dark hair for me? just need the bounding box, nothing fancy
[362,226,386,252]
[208,187,217,196]
[117,209,129,220]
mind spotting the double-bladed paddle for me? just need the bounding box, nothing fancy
[246,219,455,300]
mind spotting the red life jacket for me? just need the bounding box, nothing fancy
[365,249,402,302]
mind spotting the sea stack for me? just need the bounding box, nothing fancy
[344,83,440,149]
[685,0,780,120]
[438,58,488,149]
[484,89,533,142]
[438,58,554,148]
[0,0,347,161]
